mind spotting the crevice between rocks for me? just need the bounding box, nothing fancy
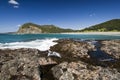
[38,64,57,80]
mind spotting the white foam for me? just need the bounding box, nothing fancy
[0,38,58,51]
[48,50,61,58]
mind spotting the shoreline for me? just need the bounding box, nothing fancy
[0,32,120,35]
[61,32,120,35]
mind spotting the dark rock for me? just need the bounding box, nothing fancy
[50,39,95,63]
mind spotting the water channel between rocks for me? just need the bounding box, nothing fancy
[86,40,116,66]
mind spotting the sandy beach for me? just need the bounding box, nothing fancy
[61,32,120,35]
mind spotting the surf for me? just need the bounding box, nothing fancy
[0,38,58,51]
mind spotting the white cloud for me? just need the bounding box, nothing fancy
[8,0,19,8]
[8,0,19,5]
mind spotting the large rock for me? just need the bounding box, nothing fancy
[0,48,59,80]
[51,61,120,80]
[50,39,95,63]
[0,48,41,80]
[101,40,120,59]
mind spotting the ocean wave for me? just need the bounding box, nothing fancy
[0,38,58,51]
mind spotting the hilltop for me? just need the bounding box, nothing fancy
[17,23,75,34]
[80,19,120,32]
[17,19,120,34]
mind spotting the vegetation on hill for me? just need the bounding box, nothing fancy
[80,19,120,32]
[17,23,76,34]
[17,19,120,34]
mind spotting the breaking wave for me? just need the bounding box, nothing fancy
[0,38,58,51]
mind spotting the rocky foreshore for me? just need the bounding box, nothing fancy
[0,39,120,80]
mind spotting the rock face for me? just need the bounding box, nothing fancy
[101,40,120,59]
[17,25,42,34]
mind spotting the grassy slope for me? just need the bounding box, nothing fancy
[80,19,120,32]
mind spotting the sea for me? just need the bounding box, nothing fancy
[0,33,120,51]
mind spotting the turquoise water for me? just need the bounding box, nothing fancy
[0,33,120,43]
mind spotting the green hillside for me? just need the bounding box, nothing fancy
[80,19,120,32]
[17,23,75,34]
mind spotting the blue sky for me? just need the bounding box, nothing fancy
[0,0,120,32]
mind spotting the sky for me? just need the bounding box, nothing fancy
[0,0,120,32]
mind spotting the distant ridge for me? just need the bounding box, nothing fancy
[80,19,120,32]
[17,19,120,34]
[17,23,75,34]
